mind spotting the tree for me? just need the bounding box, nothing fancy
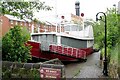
[106,8,119,48]
[0,0,52,20]
[2,25,32,62]
[93,21,105,49]
[93,8,119,51]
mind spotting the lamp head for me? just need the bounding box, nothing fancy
[96,15,102,21]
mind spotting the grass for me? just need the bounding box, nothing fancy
[109,45,118,64]
[118,44,120,66]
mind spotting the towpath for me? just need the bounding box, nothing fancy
[65,51,109,78]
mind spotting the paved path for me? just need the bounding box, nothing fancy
[65,52,108,78]
[74,52,103,78]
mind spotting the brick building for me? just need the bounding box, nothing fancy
[1,14,65,38]
[0,14,82,38]
[1,14,32,37]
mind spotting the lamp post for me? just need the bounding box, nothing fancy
[96,12,108,76]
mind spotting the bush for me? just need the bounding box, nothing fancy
[108,44,119,78]
[2,67,40,79]
[2,25,32,62]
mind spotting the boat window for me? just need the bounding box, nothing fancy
[32,35,38,41]
[64,24,82,31]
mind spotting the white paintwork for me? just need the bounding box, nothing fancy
[57,35,61,45]
[31,23,94,50]
[31,25,94,40]
[64,25,94,39]
[38,26,40,33]
[4,14,31,22]
[87,40,94,48]
[31,24,34,33]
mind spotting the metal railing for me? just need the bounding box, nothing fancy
[49,43,86,59]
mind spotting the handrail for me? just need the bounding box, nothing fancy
[28,40,87,59]
[49,43,86,59]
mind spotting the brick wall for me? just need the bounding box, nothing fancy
[1,15,65,37]
[1,16,10,37]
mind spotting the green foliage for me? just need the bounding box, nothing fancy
[93,8,120,72]
[2,25,32,62]
[93,22,104,49]
[107,9,118,49]
[0,38,2,53]
[93,8,119,51]
[2,67,40,79]
[101,48,110,57]
[1,1,52,20]
[118,43,120,66]
[118,14,120,66]
[109,44,118,64]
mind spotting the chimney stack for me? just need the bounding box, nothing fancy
[75,1,80,16]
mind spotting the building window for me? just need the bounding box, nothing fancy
[24,22,26,26]
[0,19,2,25]
[29,27,31,32]
[10,20,13,24]
[29,23,31,26]
[21,22,23,25]
[16,21,18,25]
[11,26,14,28]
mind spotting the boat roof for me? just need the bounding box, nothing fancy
[31,32,94,40]
[58,33,94,40]
[31,25,94,40]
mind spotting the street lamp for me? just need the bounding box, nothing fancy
[96,12,108,76]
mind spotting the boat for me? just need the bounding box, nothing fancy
[27,18,94,61]
[27,1,94,61]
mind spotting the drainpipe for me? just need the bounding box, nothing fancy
[60,24,61,33]
[56,16,58,33]
[81,14,85,37]
[55,0,58,33]
[31,24,34,40]
[57,35,61,45]
[32,24,34,33]
[38,24,40,33]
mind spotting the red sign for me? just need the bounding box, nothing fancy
[40,67,61,79]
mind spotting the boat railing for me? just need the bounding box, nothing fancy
[49,43,86,59]
[28,40,86,59]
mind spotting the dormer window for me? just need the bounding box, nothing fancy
[10,20,13,24]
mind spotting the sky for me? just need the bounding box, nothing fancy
[34,0,120,22]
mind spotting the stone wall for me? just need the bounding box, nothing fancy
[2,59,65,79]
